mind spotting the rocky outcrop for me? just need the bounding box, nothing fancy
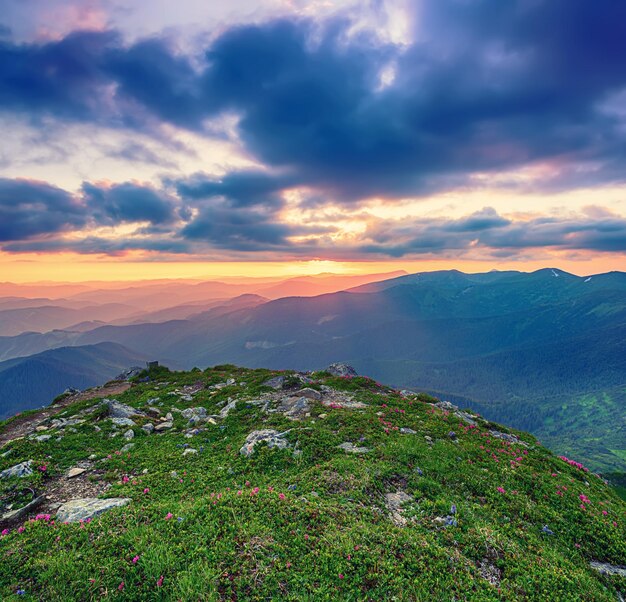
[103,399,145,420]
[240,430,291,457]
[325,363,358,377]
[56,498,131,523]
[0,461,33,479]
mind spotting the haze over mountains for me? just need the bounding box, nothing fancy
[0,268,624,473]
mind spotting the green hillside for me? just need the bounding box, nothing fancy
[0,365,624,600]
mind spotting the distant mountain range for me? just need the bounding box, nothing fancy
[0,268,624,472]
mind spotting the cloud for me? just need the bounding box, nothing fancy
[82,181,178,225]
[1,2,624,199]
[0,178,86,241]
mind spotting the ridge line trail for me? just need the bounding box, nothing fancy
[0,381,132,448]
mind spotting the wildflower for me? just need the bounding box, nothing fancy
[338,574,345,580]
[17,527,24,534]
[541,525,554,535]
[1,529,9,537]
[278,493,286,500]
[286,562,292,568]
[602,510,608,516]
[165,512,173,520]
[143,488,150,494]
[157,576,164,587]
[496,487,506,494]
[450,504,457,515]
[237,490,242,496]
[118,582,124,591]
[132,555,140,564]
[16,589,25,595]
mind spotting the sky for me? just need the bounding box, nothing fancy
[0,0,625,281]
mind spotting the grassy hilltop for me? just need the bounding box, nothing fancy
[0,365,624,601]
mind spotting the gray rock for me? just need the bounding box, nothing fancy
[240,429,290,457]
[182,448,198,456]
[104,399,145,420]
[0,460,33,479]
[399,427,417,435]
[35,425,48,432]
[111,417,136,427]
[489,429,528,447]
[385,491,413,526]
[123,429,134,440]
[120,443,135,452]
[142,423,154,434]
[154,422,173,432]
[218,399,238,419]
[263,376,285,390]
[56,498,131,523]
[115,366,143,381]
[34,435,52,442]
[338,442,371,454]
[1,495,44,522]
[165,412,174,421]
[277,396,311,420]
[325,363,358,377]
[226,378,236,386]
[297,388,322,401]
[589,562,626,577]
[181,407,208,424]
[1,449,14,459]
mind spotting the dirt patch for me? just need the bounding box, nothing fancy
[0,381,132,448]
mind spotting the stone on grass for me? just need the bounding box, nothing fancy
[154,422,173,432]
[338,442,371,454]
[0,461,33,479]
[56,498,131,523]
[399,427,417,435]
[277,396,311,420]
[297,388,322,401]
[385,491,414,527]
[182,448,198,456]
[142,423,154,434]
[263,376,285,390]
[111,417,136,427]
[104,399,145,420]
[325,363,357,377]
[67,467,87,479]
[589,562,626,577]
[240,430,290,457]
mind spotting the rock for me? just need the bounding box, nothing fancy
[321,398,368,410]
[115,366,143,381]
[218,399,238,419]
[67,467,87,479]
[297,388,322,401]
[111,417,136,428]
[385,491,414,527]
[104,399,145,420]
[435,401,458,412]
[142,423,154,434]
[120,443,134,452]
[263,376,285,390]
[56,498,131,523]
[0,460,33,479]
[489,429,528,447]
[165,412,174,421]
[1,496,44,522]
[277,396,311,420]
[35,426,48,432]
[154,422,173,432]
[318,413,328,419]
[325,363,358,377]
[0,449,13,459]
[425,436,433,444]
[88,454,97,460]
[34,435,52,442]
[181,407,208,424]
[182,448,198,456]
[226,378,236,386]
[338,442,371,454]
[63,387,81,395]
[240,429,290,457]
[589,562,626,577]
[123,429,134,440]
[399,390,414,397]
[399,427,417,435]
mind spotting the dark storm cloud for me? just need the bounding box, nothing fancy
[82,182,178,225]
[2,1,625,199]
[0,178,86,241]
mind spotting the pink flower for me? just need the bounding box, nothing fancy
[1,529,9,537]
[602,510,608,516]
[118,582,124,592]
[237,490,242,496]
[122,476,129,484]
[132,555,140,564]
[278,493,286,500]
[156,576,164,587]
[143,488,150,494]
[497,487,506,494]
[165,513,173,520]
[338,574,344,580]
[286,562,292,568]
[17,527,24,534]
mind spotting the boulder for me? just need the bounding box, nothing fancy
[103,399,145,420]
[123,429,135,441]
[277,396,311,420]
[115,367,143,381]
[589,562,626,577]
[337,442,371,454]
[263,376,285,390]
[240,429,290,457]
[142,423,154,435]
[325,363,358,377]
[181,407,208,424]
[154,422,173,432]
[0,461,33,479]
[399,427,417,435]
[297,388,322,401]
[56,498,131,523]
[67,467,87,479]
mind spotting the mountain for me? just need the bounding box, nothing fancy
[0,365,624,599]
[0,343,148,420]
[0,268,623,471]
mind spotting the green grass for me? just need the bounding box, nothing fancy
[0,367,625,600]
